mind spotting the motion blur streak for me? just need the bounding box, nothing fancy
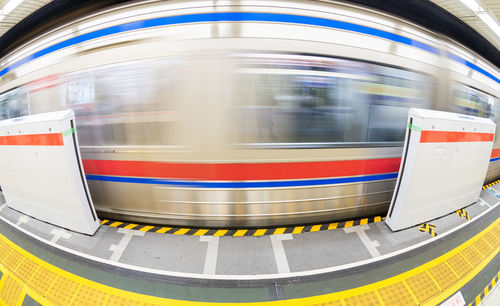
[0,0,499,227]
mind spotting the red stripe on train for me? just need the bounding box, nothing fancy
[0,133,63,146]
[82,158,402,181]
[420,131,494,143]
[491,149,500,159]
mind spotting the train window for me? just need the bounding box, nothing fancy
[25,58,183,146]
[451,83,498,121]
[233,54,431,146]
[0,88,30,120]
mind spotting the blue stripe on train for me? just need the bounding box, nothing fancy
[86,172,399,188]
[1,11,440,77]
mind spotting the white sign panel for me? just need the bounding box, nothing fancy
[0,110,99,235]
[385,108,495,231]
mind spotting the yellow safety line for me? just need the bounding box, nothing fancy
[156,227,171,234]
[194,229,210,236]
[328,223,338,230]
[310,225,322,232]
[273,228,286,235]
[0,219,498,305]
[233,230,248,237]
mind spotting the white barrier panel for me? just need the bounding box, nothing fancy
[385,108,495,231]
[0,110,99,235]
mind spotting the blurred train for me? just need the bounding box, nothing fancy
[0,0,499,227]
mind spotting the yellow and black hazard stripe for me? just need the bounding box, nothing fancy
[469,271,499,306]
[418,223,437,237]
[482,179,500,190]
[100,216,385,237]
[456,209,471,221]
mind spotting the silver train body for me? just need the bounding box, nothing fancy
[0,0,499,227]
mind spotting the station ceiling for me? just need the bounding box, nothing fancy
[0,0,51,37]
[430,0,500,50]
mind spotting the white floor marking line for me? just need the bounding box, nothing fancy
[16,215,30,226]
[479,198,492,207]
[270,234,293,273]
[0,191,498,280]
[344,224,381,258]
[200,236,219,274]
[0,204,7,212]
[50,228,71,243]
[109,228,145,262]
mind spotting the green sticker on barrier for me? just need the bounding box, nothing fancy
[62,128,76,137]
[408,123,422,132]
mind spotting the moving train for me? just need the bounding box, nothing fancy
[0,0,499,227]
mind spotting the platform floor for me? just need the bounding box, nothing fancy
[0,187,499,305]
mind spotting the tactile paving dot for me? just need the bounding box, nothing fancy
[482,232,499,249]
[0,240,12,261]
[0,274,23,306]
[461,245,482,267]
[493,224,500,238]
[405,271,439,303]
[46,276,80,305]
[106,295,142,306]
[473,238,493,257]
[428,262,458,290]
[309,300,343,306]
[344,291,382,306]
[446,253,471,277]
[27,266,57,295]
[72,284,108,306]
[377,282,416,305]
[3,250,23,271]
[14,257,38,283]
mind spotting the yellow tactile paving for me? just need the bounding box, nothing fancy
[377,282,417,305]
[0,240,11,261]
[106,294,142,306]
[3,250,23,272]
[483,232,499,248]
[0,216,498,305]
[0,274,22,306]
[27,266,57,294]
[310,300,342,306]
[446,253,471,278]
[344,291,381,306]
[428,262,458,290]
[14,258,38,283]
[405,271,440,303]
[461,245,483,267]
[46,276,80,305]
[72,284,109,306]
[473,238,493,257]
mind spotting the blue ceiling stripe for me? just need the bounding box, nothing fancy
[1,12,440,78]
[85,172,398,188]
